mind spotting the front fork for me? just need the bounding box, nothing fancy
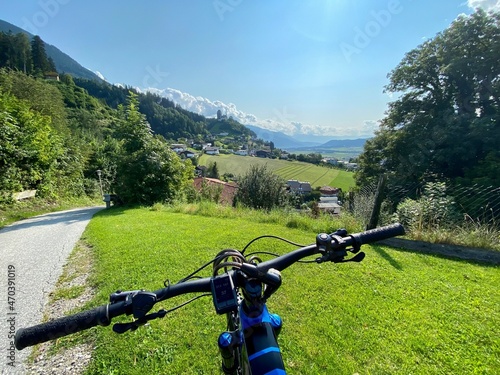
[218,306,282,375]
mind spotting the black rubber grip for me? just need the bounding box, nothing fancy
[353,223,405,245]
[15,305,110,350]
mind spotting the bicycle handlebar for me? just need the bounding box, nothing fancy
[15,223,404,351]
[15,305,112,350]
[15,278,214,351]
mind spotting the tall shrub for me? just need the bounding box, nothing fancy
[112,92,192,205]
[234,164,288,210]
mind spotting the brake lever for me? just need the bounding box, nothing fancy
[109,290,157,319]
[113,309,168,334]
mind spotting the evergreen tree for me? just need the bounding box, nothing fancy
[31,35,50,74]
[14,33,33,73]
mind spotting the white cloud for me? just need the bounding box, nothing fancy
[142,87,378,139]
[467,0,500,12]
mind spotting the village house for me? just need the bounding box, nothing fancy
[180,150,196,159]
[256,150,271,158]
[171,144,187,153]
[317,198,341,214]
[287,180,312,194]
[44,72,60,81]
[234,149,248,156]
[205,147,220,155]
[317,186,341,214]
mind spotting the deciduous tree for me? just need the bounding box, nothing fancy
[356,10,500,187]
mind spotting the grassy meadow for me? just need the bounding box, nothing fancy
[198,154,355,191]
[45,204,499,374]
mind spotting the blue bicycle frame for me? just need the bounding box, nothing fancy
[219,296,285,374]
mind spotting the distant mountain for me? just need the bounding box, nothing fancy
[0,19,103,81]
[244,125,320,148]
[244,124,369,151]
[317,138,367,148]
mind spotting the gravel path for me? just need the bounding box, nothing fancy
[0,207,104,375]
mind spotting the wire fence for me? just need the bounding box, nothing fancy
[348,179,500,230]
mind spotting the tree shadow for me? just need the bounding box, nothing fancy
[0,206,105,234]
[371,244,403,270]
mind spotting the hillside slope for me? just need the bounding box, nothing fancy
[198,154,355,191]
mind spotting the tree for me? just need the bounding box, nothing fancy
[113,92,192,205]
[356,10,500,187]
[206,161,220,179]
[0,88,62,201]
[234,164,288,210]
[31,35,51,74]
[0,32,33,73]
[14,33,33,73]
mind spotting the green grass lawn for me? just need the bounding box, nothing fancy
[198,154,355,191]
[50,205,499,374]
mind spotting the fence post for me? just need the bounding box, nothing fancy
[367,174,387,230]
[347,191,355,212]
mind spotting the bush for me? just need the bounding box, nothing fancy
[394,182,459,230]
[234,164,289,210]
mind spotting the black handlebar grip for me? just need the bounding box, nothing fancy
[15,305,110,350]
[352,223,405,245]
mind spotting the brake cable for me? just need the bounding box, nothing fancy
[241,235,307,254]
[113,293,211,334]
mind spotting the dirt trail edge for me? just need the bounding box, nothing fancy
[0,206,104,375]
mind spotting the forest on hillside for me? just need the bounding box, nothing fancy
[0,31,257,205]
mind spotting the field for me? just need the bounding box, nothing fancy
[45,205,500,374]
[198,154,355,191]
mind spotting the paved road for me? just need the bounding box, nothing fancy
[0,207,103,375]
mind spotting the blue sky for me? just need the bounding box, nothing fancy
[1,0,498,138]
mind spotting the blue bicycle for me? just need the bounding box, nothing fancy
[15,223,405,374]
